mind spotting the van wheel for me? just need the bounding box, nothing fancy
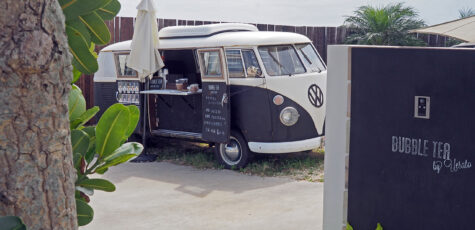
[215,130,251,169]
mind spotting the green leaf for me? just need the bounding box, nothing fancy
[85,137,96,164]
[76,198,94,226]
[73,152,82,169]
[78,178,116,192]
[66,25,98,74]
[71,106,100,130]
[76,186,94,196]
[95,167,109,174]
[103,142,143,162]
[72,66,82,84]
[95,103,130,158]
[82,126,97,164]
[78,12,111,45]
[96,0,121,20]
[346,223,354,230]
[124,105,140,142]
[69,85,86,121]
[95,154,137,173]
[75,190,82,199]
[71,129,90,156]
[0,216,27,230]
[66,18,91,45]
[89,43,98,58]
[82,126,96,138]
[375,223,383,230]
[59,0,112,21]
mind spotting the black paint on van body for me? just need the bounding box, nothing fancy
[229,85,320,143]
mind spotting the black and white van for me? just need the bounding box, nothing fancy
[94,23,327,168]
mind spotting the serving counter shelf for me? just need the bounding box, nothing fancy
[140,89,202,95]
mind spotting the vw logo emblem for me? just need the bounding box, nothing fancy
[308,84,324,108]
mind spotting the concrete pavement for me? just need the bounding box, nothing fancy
[82,162,323,230]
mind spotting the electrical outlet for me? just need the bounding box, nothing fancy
[414,96,430,119]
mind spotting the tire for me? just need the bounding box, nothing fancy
[215,130,251,169]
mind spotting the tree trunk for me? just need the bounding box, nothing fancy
[0,0,77,229]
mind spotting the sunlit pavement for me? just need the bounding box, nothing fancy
[83,162,323,230]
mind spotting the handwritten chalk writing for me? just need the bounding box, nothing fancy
[203,82,228,142]
[391,136,429,157]
[432,159,472,174]
[432,141,450,160]
[391,136,471,174]
[433,161,442,174]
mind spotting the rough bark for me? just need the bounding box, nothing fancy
[0,0,77,229]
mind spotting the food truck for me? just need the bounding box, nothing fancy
[94,23,327,168]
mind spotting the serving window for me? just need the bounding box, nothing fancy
[114,52,138,78]
[198,50,224,79]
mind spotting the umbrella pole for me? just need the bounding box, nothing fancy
[132,76,157,163]
[142,77,149,153]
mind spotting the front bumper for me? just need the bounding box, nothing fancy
[248,137,322,154]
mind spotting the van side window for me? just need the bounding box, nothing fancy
[242,49,262,78]
[199,50,222,78]
[115,53,137,78]
[225,50,245,78]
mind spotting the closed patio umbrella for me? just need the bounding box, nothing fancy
[127,0,164,82]
[128,0,164,162]
[410,15,475,43]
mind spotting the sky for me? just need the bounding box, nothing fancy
[118,0,474,27]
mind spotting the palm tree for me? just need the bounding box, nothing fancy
[459,7,475,18]
[344,3,426,46]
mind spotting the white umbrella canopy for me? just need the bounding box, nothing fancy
[410,15,475,43]
[127,0,164,82]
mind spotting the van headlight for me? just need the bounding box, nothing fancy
[280,107,299,126]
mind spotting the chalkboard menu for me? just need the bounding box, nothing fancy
[348,47,475,229]
[149,77,164,90]
[202,82,230,143]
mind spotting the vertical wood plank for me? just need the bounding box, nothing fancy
[114,17,120,43]
[257,24,268,31]
[316,27,327,63]
[120,17,134,41]
[282,25,296,32]
[305,26,314,41]
[178,20,186,26]
[326,27,337,45]
[163,19,177,28]
[336,26,347,44]
[428,34,438,47]
[195,21,204,25]
[295,26,306,36]
[267,24,275,31]
[186,20,195,26]
[158,18,165,30]
[418,34,429,46]
[438,36,447,47]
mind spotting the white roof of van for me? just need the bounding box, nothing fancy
[159,23,258,38]
[101,24,311,51]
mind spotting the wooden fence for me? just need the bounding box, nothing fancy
[77,17,449,108]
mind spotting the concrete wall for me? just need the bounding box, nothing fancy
[323,45,351,230]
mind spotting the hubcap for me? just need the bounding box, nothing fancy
[220,137,242,165]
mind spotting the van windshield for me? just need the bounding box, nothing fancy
[258,45,305,76]
[295,43,326,72]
